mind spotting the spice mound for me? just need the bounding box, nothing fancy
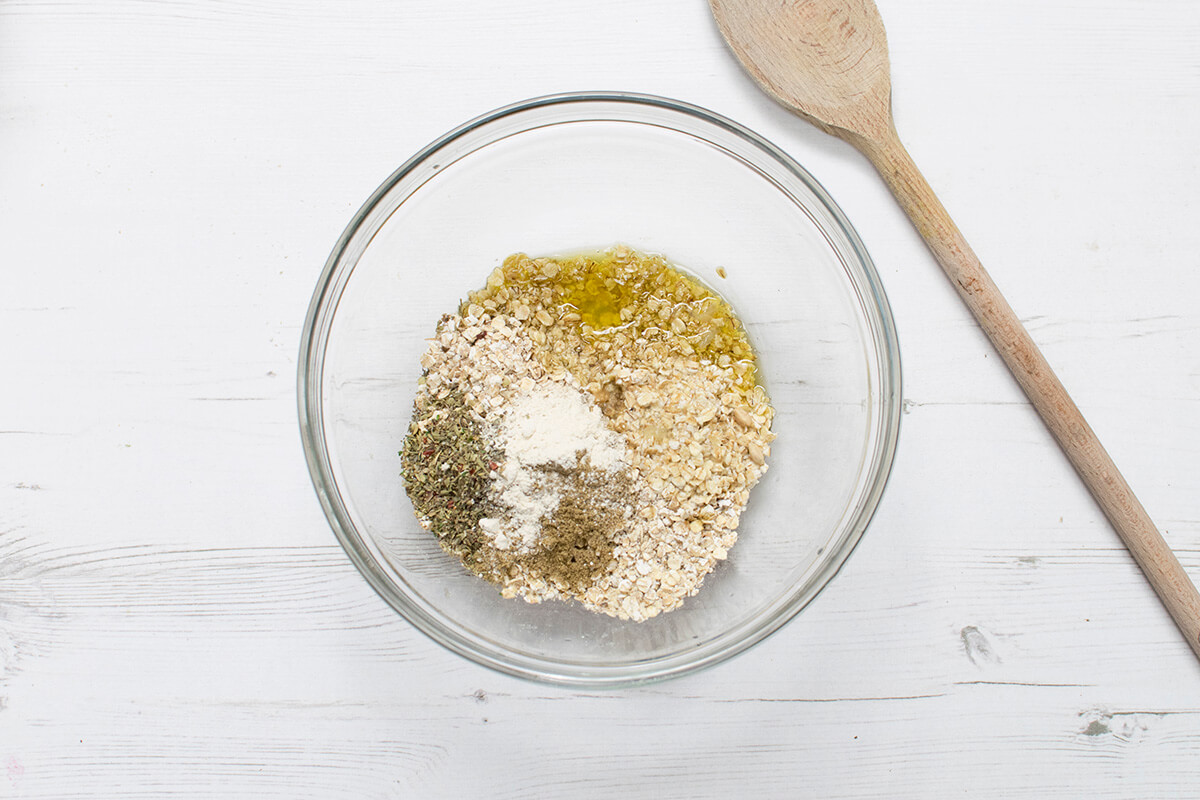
[400,247,775,621]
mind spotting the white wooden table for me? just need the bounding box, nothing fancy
[3,1,1199,796]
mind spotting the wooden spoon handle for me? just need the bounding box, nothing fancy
[861,125,1200,658]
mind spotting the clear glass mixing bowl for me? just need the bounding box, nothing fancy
[298,92,901,686]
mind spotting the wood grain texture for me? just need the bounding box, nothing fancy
[864,130,1200,657]
[2,0,1200,797]
[710,0,1200,657]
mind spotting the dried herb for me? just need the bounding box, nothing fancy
[399,390,499,557]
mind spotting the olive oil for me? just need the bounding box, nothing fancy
[466,247,760,394]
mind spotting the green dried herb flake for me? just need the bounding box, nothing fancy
[399,391,499,556]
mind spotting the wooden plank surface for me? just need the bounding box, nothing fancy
[2,0,1199,797]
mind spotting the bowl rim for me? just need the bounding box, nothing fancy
[297,90,902,687]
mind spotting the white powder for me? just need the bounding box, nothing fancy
[477,460,556,551]
[480,380,628,552]
[499,382,627,471]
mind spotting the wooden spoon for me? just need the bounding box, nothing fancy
[710,0,1200,660]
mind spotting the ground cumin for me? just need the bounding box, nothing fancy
[522,467,628,594]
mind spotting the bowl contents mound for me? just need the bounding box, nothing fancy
[400,247,775,621]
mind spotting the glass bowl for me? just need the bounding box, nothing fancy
[298,92,901,686]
